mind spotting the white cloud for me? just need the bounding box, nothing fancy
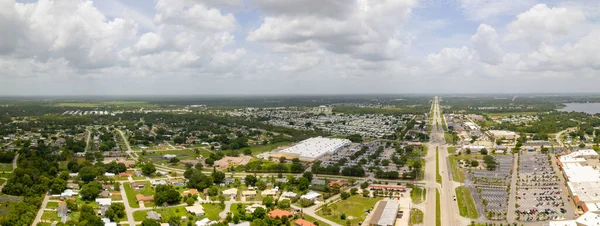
[471,24,504,65]
[505,4,586,45]
[459,0,536,21]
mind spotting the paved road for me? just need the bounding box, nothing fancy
[506,154,519,222]
[292,192,344,226]
[32,193,50,225]
[423,97,440,226]
[120,183,136,226]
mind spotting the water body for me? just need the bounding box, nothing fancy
[559,103,600,114]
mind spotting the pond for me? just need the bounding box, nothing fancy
[558,103,600,114]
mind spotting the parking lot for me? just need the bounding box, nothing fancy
[467,155,514,220]
[515,153,569,222]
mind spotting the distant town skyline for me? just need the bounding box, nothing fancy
[1,0,599,95]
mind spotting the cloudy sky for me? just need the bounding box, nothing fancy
[1,0,599,95]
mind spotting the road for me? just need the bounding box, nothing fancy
[120,183,136,226]
[428,96,469,226]
[32,193,50,226]
[292,192,344,226]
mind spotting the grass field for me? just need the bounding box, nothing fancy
[123,182,154,208]
[436,189,441,226]
[317,195,382,226]
[436,148,442,185]
[455,186,478,219]
[448,155,466,183]
[301,213,331,226]
[250,142,291,155]
[410,187,426,204]
[46,201,59,209]
[133,204,224,221]
[42,210,60,222]
[447,146,456,154]
[0,163,12,172]
[409,208,424,226]
[139,149,202,160]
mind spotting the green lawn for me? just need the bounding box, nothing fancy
[42,210,60,222]
[447,146,456,154]
[436,189,441,226]
[302,214,331,226]
[455,186,478,219]
[436,148,442,185]
[316,195,382,226]
[409,208,424,226]
[250,142,291,155]
[0,163,12,172]
[46,201,59,209]
[448,156,466,183]
[410,187,426,204]
[123,182,154,208]
[133,204,224,222]
[139,149,200,160]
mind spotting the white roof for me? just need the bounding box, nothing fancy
[548,220,577,226]
[95,198,112,206]
[279,137,351,159]
[568,181,600,202]
[576,211,600,225]
[563,163,600,182]
[377,201,400,226]
[223,188,238,195]
[185,205,205,215]
[300,191,321,200]
[195,218,213,226]
[281,191,297,197]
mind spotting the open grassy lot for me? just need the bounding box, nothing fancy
[436,189,441,226]
[0,163,12,172]
[448,155,466,183]
[455,186,478,219]
[123,182,154,208]
[133,204,224,221]
[250,142,291,155]
[410,187,426,204]
[316,195,382,226]
[42,210,60,222]
[139,149,200,160]
[302,214,331,226]
[46,201,59,209]
[409,208,424,226]
[447,146,456,154]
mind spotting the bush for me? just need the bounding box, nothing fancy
[340,192,350,200]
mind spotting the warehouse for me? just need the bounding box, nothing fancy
[364,200,400,226]
[273,137,351,161]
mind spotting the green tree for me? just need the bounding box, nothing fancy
[80,182,102,201]
[142,162,156,175]
[154,185,181,206]
[340,192,350,200]
[105,203,126,222]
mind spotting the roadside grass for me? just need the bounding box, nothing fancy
[316,195,382,226]
[301,213,331,226]
[436,189,441,226]
[250,142,291,156]
[436,148,442,185]
[409,208,424,226]
[410,187,426,204]
[448,155,465,183]
[0,163,12,172]
[447,146,456,154]
[42,210,60,222]
[455,186,478,219]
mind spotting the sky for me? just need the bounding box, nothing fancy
[1,0,599,95]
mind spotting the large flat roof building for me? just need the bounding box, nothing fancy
[275,137,351,161]
[365,200,400,226]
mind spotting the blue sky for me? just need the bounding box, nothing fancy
[2,0,600,95]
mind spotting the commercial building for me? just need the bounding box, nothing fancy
[488,130,518,140]
[273,137,351,161]
[364,200,400,226]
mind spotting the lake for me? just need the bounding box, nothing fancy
[559,103,600,114]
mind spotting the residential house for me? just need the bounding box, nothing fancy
[185,205,205,216]
[131,182,146,189]
[268,209,292,218]
[136,194,154,202]
[147,211,162,221]
[295,219,316,226]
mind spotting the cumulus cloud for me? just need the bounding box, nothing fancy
[505,4,586,45]
[471,24,504,65]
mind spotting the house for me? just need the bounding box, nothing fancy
[95,198,112,207]
[311,179,326,186]
[152,180,167,186]
[222,188,238,198]
[67,183,79,190]
[61,189,78,198]
[261,188,279,197]
[102,218,117,226]
[242,190,256,197]
[295,219,316,226]
[100,190,111,198]
[57,201,68,218]
[280,191,298,199]
[119,172,132,177]
[170,179,185,186]
[136,194,154,202]
[104,172,115,177]
[131,182,146,189]
[268,209,293,218]
[328,181,344,187]
[245,204,266,213]
[185,205,205,216]
[163,154,177,159]
[147,211,162,221]
[195,218,216,226]
[183,189,199,196]
[116,159,136,168]
[300,191,321,201]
